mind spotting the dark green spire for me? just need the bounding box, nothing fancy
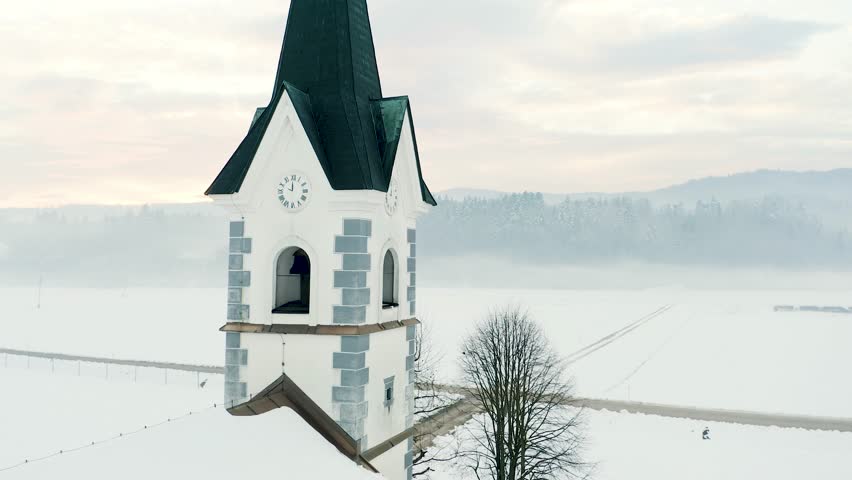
[272,0,384,191]
[206,0,436,206]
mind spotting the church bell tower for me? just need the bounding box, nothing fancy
[205,1,435,479]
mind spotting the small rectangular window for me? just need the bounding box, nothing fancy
[383,376,395,408]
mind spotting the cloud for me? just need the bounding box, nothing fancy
[0,1,850,206]
[597,16,836,72]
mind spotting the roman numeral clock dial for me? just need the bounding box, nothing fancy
[385,177,400,215]
[277,173,312,212]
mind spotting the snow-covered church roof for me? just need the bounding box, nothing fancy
[0,368,380,480]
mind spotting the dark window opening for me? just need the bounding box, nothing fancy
[382,250,398,309]
[273,248,310,314]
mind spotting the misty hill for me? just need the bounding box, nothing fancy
[1,169,850,287]
[439,169,852,228]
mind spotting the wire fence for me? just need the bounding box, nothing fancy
[0,402,224,474]
[0,348,224,389]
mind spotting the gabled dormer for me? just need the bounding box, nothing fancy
[206,0,435,207]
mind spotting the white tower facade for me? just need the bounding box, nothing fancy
[206,2,435,479]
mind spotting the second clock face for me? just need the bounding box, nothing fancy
[385,177,400,215]
[277,174,311,211]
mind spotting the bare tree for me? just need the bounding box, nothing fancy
[414,322,452,417]
[412,322,463,478]
[459,306,587,480]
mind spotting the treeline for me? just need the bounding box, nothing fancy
[1,194,849,287]
[418,193,852,268]
[0,206,227,287]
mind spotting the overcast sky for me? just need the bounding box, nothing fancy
[1,0,850,207]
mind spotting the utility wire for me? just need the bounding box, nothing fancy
[0,396,254,475]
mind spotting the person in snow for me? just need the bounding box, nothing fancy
[702,427,711,440]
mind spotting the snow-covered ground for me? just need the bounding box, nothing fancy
[419,287,852,417]
[426,409,852,480]
[2,284,851,479]
[0,367,379,479]
[3,285,851,417]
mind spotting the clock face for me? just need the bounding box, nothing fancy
[277,174,311,212]
[385,177,400,215]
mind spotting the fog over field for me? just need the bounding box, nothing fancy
[1,170,850,288]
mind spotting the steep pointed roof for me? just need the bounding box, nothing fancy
[206,0,436,206]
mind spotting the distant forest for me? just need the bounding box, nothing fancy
[0,194,850,286]
[419,193,852,268]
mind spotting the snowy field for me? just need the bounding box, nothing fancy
[1,283,852,479]
[0,367,379,479]
[427,409,852,480]
[2,284,851,417]
[2,366,850,480]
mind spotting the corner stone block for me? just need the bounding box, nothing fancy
[229,238,252,254]
[406,325,417,341]
[227,304,250,321]
[339,401,369,421]
[407,229,416,244]
[407,258,416,272]
[228,271,251,287]
[225,365,240,382]
[343,219,373,237]
[341,368,370,387]
[410,243,416,258]
[340,335,371,353]
[342,254,372,271]
[407,287,416,302]
[229,221,245,238]
[227,288,243,304]
[226,348,248,366]
[225,332,241,349]
[333,352,366,370]
[335,236,368,254]
[406,354,415,371]
[333,306,367,325]
[338,420,366,440]
[334,271,367,289]
[333,386,366,403]
[342,288,371,306]
[225,382,247,402]
[228,254,244,271]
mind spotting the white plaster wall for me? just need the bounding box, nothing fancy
[211,96,429,327]
[365,328,409,446]
[239,333,285,399]
[212,96,430,480]
[372,440,409,480]
[282,334,340,412]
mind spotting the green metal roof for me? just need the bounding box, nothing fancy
[206,0,436,206]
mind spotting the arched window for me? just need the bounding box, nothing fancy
[274,248,311,314]
[382,250,398,309]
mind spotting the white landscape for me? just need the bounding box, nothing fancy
[2,281,851,479]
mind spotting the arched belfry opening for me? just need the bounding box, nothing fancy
[382,250,398,309]
[274,248,311,314]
